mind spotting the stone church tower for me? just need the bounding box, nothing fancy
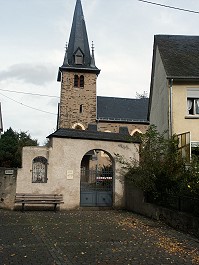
[57,0,100,130]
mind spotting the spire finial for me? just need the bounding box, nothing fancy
[63,42,69,65]
[90,41,96,67]
[92,41,94,53]
[65,42,68,51]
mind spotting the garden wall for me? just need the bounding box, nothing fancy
[125,182,199,238]
[0,168,17,209]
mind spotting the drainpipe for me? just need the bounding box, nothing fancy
[169,79,173,137]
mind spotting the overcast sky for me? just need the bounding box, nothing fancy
[1,0,199,144]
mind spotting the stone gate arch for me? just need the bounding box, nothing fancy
[80,149,114,207]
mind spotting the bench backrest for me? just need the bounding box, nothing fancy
[15,194,63,201]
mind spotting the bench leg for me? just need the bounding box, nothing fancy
[54,203,57,212]
[22,202,25,212]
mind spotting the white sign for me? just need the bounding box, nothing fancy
[67,170,74,180]
[5,170,14,175]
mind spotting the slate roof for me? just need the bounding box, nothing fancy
[97,96,149,123]
[148,35,199,120]
[59,0,100,75]
[155,35,199,79]
[48,128,139,143]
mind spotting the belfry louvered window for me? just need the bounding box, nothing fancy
[32,156,48,183]
[74,75,79,87]
[80,75,84,88]
[74,75,84,88]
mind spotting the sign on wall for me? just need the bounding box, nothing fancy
[67,170,74,179]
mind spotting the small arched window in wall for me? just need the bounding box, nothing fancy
[74,75,79,87]
[131,129,142,141]
[80,75,84,88]
[32,156,48,183]
[72,123,85,130]
[130,129,142,136]
[75,125,83,130]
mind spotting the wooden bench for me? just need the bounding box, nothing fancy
[15,193,64,212]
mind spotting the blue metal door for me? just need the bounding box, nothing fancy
[80,169,113,207]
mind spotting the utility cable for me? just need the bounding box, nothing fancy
[0,88,59,98]
[137,0,199,14]
[0,92,57,116]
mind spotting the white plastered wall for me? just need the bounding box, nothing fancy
[16,137,139,210]
[172,83,199,142]
[149,47,169,136]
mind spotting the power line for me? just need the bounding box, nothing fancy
[0,88,59,98]
[0,92,57,116]
[137,0,199,14]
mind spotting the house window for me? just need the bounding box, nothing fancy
[32,156,47,183]
[74,75,79,87]
[187,98,199,115]
[80,75,84,88]
[187,89,199,115]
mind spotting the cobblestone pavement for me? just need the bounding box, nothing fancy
[0,209,198,265]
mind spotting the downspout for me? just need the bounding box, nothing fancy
[169,79,173,137]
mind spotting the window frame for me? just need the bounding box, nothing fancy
[80,75,84,88]
[187,89,199,116]
[32,156,48,183]
[74,75,84,88]
[74,75,79,88]
[187,98,199,115]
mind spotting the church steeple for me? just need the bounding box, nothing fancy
[60,0,100,75]
[57,0,99,130]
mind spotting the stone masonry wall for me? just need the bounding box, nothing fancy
[98,122,149,135]
[59,71,97,129]
[0,168,17,210]
[125,183,199,238]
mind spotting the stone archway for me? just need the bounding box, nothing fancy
[80,149,114,207]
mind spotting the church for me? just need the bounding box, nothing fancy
[56,0,149,135]
[15,0,148,210]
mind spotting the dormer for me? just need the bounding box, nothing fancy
[74,48,84,65]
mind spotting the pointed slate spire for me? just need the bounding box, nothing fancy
[60,0,100,75]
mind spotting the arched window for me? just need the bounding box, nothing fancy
[80,75,84,88]
[74,75,79,87]
[75,125,83,130]
[32,156,48,183]
[130,129,142,136]
[72,123,85,130]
